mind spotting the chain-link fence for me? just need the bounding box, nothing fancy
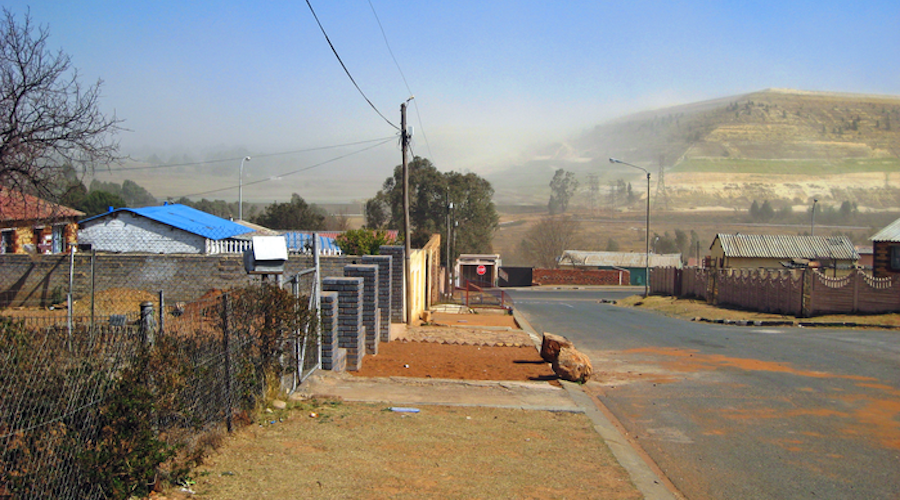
[1,275,317,499]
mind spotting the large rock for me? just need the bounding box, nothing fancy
[552,346,593,383]
[540,332,573,363]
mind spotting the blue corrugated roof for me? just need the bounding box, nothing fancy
[283,232,342,254]
[80,204,252,241]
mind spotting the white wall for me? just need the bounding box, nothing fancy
[79,212,207,253]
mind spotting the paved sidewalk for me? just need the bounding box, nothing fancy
[299,311,679,500]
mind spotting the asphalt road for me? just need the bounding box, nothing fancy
[508,288,900,500]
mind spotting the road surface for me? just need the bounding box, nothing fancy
[509,288,900,500]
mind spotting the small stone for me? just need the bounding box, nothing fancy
[271,400,287,410]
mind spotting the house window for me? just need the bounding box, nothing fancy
[52,225,65,253]
[1,230,12,254]
[891,246,900,270]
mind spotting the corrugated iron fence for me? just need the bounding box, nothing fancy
[651,267,900,317]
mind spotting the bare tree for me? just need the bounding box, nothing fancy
[519,215,583,268]
[0,9,122,203]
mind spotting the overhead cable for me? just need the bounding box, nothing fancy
[103,137,395,172]
[177,136,395,198]
[367,0,435,162]
[305,0,399,130]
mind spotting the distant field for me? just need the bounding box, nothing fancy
[672,157,900,175]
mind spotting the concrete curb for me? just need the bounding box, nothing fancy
[692,316,900,329]
[513,308,679,500]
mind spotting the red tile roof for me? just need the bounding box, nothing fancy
[0,187,84,222]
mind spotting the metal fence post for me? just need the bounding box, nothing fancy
[221,293,233,433]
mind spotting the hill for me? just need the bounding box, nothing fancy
[488,89,900,211]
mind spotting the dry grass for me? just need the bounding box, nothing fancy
[185,399,641,500]
[617,294,900,327]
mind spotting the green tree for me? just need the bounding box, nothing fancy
[77,190,126,217]
[253,193,325,230]
[121,180,156,207]
[548,169,578,215]
[366,157,499,257]
[335,229,397,256]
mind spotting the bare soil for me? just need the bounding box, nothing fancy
[153,312,642,500]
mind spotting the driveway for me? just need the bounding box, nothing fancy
[508,287,900,500]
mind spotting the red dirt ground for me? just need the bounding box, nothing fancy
[350,311,560,385]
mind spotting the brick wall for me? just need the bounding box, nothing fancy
[80,212,208,253]
[379,245,405,323]
[532,268,630,286]
[344,264,379,356]
[872,241,898,278]
[361,255,392,342]
[319,291,346,371]
[322,276,364,371]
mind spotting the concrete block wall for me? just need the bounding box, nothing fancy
[322,276,364,371]
[361,255,392,342]
[319,291,346,371]
[79,212,207,254]
[343,264,379,355]
[378,245,405,323]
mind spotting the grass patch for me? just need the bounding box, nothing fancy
[190,399,642,500]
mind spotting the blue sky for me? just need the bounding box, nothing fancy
[5,1,900,202]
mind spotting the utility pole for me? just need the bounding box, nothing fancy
[401,100,412,324]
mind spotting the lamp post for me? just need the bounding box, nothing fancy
[811,198,818,236]
[609,158,651,297]
[239,156,251,220]
[446,197,454,297]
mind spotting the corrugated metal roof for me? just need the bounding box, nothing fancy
[714,234,859,260]
[870,217,900,242]
[79,203,252,241]
[560,251,683,269]
[282,232,342,255]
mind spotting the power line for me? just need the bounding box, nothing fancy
[304,0,398,130]
[367,0,435,162]
[176,137,395,199]
[103,137,396,172]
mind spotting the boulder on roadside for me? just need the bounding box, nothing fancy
[552,346,593,383]
[540,332,573,363]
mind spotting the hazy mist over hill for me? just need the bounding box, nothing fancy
[486,89,900,209]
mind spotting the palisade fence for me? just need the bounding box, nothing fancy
[650,267,900,316]
[0,266,319,499]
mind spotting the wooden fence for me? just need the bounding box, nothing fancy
[652,267,900,317]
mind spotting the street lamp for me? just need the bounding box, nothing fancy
[446,198,454,297]
[239,156,251,220]
[811,198,818,236]
[609,158,651,297]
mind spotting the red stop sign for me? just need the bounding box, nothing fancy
[476,265,486,276]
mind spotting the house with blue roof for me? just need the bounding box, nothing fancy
[78,203,254,254]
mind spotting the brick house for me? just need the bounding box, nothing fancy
[870,218,900,278]
[78,203,253,254]
[0,188,83,254]
[709,234,858,272]
[558,250,682,286]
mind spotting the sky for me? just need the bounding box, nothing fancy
[5,1,900,203]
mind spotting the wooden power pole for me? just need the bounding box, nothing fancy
[401,101,412,324]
